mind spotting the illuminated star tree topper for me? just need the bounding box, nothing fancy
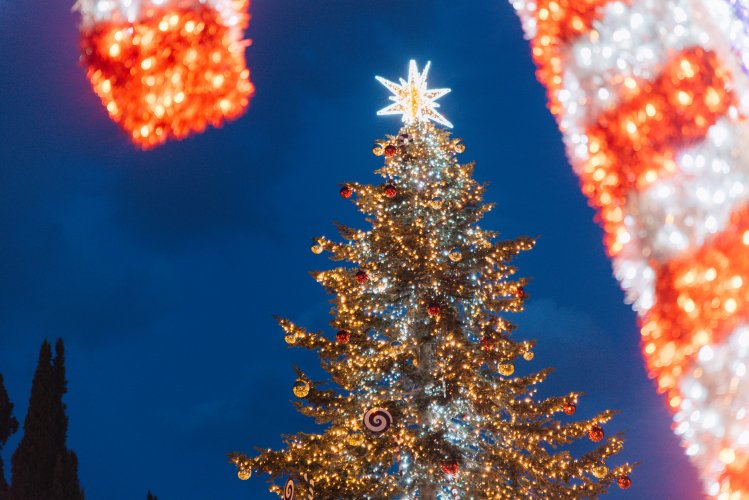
[376,60,453,128]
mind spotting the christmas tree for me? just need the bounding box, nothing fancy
[231,61,635,499]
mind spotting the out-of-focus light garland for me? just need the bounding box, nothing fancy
[508,0,749,496]
[76,0,254,149]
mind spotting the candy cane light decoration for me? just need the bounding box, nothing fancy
[508,0,749,497]
[76,0,254,149]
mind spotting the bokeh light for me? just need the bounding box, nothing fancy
[77,0,254,149]
[509,0,749,496]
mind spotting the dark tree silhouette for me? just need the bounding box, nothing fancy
[0,373,19,495]
[10,339,83,500]
[147,491,158,500]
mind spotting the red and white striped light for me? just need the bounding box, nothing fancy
[509,0,749,496]
[76,0,254,149]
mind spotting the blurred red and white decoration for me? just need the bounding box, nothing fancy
[509,0,749,496]
[76,0,254,149]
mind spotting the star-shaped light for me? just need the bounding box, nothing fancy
[376,60,452,128]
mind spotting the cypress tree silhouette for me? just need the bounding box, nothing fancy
[0,373,19,496]
[51,451,83,500]
[10,339,83,500]
[146,491,158,500]
[49,340,83,500]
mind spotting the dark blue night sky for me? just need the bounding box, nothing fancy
[1,0,702,498]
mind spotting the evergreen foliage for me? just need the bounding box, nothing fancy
[0,374,19,495]
[10,339,83,500]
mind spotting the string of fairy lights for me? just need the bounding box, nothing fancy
[229,61,634,499]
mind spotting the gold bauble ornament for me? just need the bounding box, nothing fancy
[237,469,251,480]
[430,196,444,209]
[498,363,515,376]
[311,244,323,254]
[591,464,608,479]
[448,249,463,262]
[284,333,297,345]
[523,350,534,361]
[372,145,384,156]
[293,379,310,398]
[346,431,364,446]
[455,143,466,153]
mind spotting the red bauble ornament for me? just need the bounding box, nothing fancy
[617,476,632,489]
[588,425,604,442]
[441,460,459,476]
[427,302,441,317]
[340,186,353,199]
[384,184,397,198]
[563,402,577,415]
[355,270,368,284]
[384,145,397,157]
[515,286,527,299]
[479,337,493,351]
[336,330,351,344]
